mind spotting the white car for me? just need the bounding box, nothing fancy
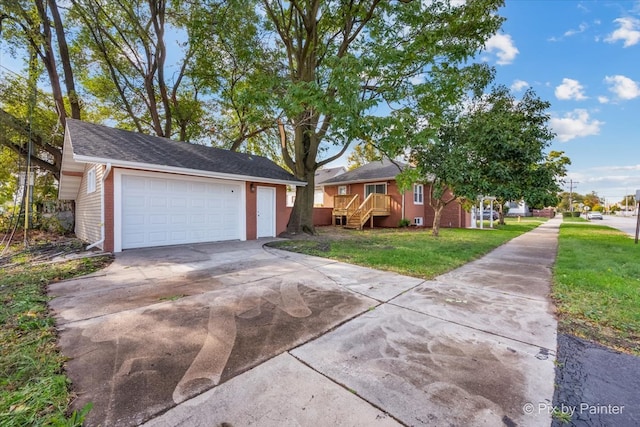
[587,211,603,220]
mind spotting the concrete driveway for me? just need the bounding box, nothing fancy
[49,220,560,427]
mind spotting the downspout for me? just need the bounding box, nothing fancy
[87,163,112,250]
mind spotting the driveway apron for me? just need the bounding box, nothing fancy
[50,219,560,426]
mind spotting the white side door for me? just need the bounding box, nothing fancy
[256,186,276,238]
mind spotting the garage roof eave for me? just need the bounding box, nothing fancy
[73,155,307,187]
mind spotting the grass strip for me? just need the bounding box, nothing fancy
[0,254,112,426]
[553,222,640,354]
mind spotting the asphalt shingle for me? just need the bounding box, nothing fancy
[322,159,407,185]
[66,119,301,184]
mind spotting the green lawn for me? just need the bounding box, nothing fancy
[268,217,547,280]
[0,246,112,426]
[553,222,640,354]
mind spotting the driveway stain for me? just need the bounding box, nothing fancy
[51,246,376,426]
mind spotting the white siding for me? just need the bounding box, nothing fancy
[75,163,103,245]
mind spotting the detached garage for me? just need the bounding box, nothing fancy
[58,119,305,252]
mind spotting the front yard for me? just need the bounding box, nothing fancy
[268,218,547,280]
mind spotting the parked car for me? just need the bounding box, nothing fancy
[587,211,603,220]
[482,210,499,220]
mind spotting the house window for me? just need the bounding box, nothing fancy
[87,168,96,194]
[413,184,424,205]
[365,183,386,197]
[338,185,347,195]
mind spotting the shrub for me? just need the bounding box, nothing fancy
[398,218,411,227]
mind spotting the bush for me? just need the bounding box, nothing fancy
[398,218,411,228]
[562,212,573,218]
[572,212,581,217]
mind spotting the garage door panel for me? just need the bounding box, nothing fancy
[150,197,168,208]
[121,174,242,250]
[149,179,167,192]
[149,215,167,225]
[124,196,145,209]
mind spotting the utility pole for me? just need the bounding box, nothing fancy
[568,179,579,212]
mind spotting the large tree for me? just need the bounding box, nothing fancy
[394,63,496,236]
[453,85,566,224]
[408,84,568,232]
[0,0,81,178]
[69,0,202,140]
[213,0,505,234]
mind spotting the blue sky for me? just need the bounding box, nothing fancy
[481,0,640,204]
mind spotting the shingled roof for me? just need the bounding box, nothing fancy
[61,119,303,185]
[322,159,407,185]
[315,166,346,185]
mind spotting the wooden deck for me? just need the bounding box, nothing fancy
[332,194,391,229]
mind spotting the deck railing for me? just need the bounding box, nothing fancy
[333,193,391,228]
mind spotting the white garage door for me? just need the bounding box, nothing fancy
[121,174,242,249]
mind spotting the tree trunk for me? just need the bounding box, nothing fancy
[34,0,68,127]
[431,202,444,237]
[286,169,316,235]
[48,0,81,119]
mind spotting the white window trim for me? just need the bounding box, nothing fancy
[365,182,387,197]
[338,185,347,195]
[413,184,424,205]
[87,167,97,194]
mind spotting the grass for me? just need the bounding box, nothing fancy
[0,244,112,427]
[268,217,548,280]
[553,222,640,354]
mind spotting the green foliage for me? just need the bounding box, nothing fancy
[619,194,636,206]
[225,0,505,233]
[398,218,411,228]
[554,223,640,354]
[453,85,563,205]
[0,250,112,426]
[347,142,383,171]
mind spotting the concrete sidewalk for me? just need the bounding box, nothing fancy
[144,218,561,427]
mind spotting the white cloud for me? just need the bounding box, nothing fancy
[564,23,588,37]
[510,79,529,92]
[598,95,610,104]
[604,75,640,100]
[555,78,588,101]
[484,33,519,65]
[605,17,640,47]
[550,109,604,142]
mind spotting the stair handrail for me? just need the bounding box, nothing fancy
[345,194,360,221]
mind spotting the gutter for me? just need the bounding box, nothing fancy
[87,163,112,250]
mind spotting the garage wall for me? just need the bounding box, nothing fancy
[75,163,104,246]
[245,182,289,240]
[276,185,289,235]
